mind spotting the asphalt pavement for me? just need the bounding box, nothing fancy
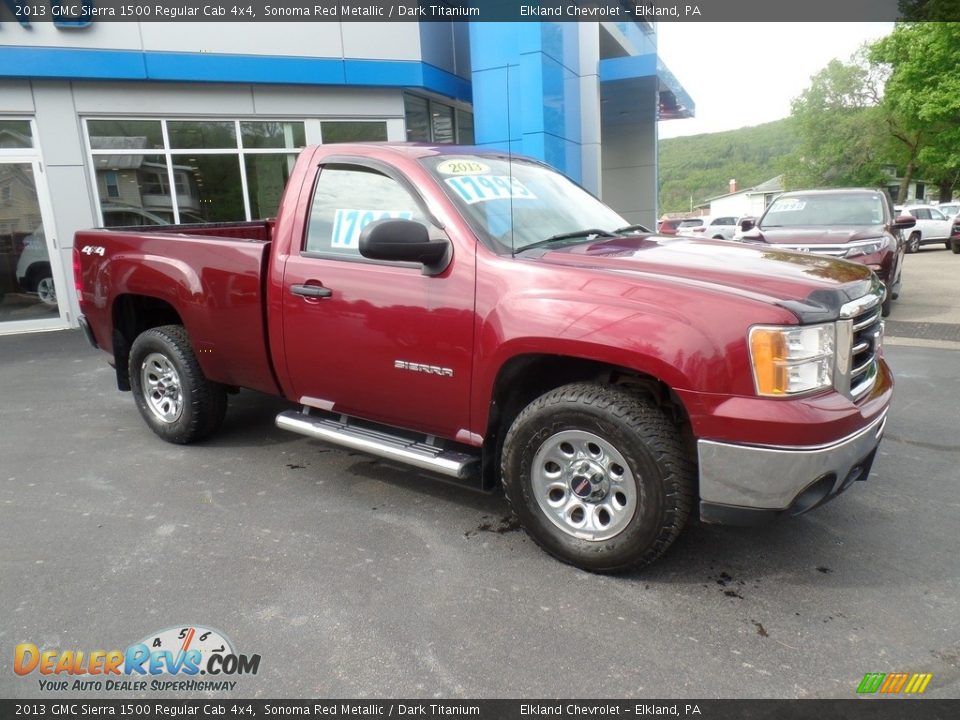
[1,249,958,700]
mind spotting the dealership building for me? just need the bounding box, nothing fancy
[0,17,692,335]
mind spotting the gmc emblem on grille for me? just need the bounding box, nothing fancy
[394,360,454,377]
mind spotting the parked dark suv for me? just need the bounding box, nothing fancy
[735,189,916,316]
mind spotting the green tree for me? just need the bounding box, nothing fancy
[898,0,960,21]
[871,22,960,202]
[784,53,902,191]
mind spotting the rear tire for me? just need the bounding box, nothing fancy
[952,241,960,255]
[501,383,694,574]
[129,325,227,444]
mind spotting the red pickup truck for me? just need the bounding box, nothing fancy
[74,144,892,573]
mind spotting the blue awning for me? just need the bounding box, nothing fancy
[599,53,695,121]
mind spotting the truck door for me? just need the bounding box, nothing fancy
[280,160,475,440]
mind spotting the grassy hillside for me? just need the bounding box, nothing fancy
[658,118,799,215]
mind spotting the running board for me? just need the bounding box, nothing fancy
[275,410,480,480]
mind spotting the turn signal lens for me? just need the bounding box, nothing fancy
[749,324,835,396]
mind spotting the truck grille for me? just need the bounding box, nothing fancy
[835,290,884,399]
[848,306,882,397]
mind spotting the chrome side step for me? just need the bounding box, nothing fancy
[276,410,480,480]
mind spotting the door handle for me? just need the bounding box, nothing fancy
[291,284,332,299]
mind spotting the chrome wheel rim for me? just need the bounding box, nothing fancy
[36,277,57,305]
[531,430,637,541]
[141,353,184,424]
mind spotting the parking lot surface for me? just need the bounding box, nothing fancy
[2,249,959,699]
[886,245,960,344]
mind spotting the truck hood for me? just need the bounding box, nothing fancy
[533,235,876,324]
[743,225,886,245]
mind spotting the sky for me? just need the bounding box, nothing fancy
[656,23,894,139]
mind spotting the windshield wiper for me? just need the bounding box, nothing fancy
[519,228,616,252]
[613,224,652,234]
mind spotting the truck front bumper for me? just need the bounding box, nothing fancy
[697,409,887,524]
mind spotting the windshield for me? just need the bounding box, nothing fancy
[760,193,885,228]
[422,154,629,253]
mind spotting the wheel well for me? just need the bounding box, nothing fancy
[481,354,694,488]
[112,295,183,391]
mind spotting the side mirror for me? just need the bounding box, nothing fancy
[359,219,451,275]
[738,217,756,232]
[891,214,916,230]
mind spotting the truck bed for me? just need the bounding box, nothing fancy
[105,220,273,243]
[75,222,279,395]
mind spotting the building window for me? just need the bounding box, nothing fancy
[320,122,388,144]
[167,120,236,150]
[241,121,307,149]
[87,120,164,150]
[431,104,455,144]
[915,183,925,201]
[86,118,394,225]
[86,118,311,224]
[456,109,475,145]
[404,94,473,144]
[404,95,431,142]
[0,120,34,149]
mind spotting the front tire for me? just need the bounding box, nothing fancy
[501,383,694,573]
[129,325,227,444]
[907,232,921,253]
[35,276,57,306]
[881,291,892,317]
[952,241,960,255]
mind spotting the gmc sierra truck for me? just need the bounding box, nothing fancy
[74,144,892,573]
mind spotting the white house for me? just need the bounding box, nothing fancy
[699,176,785,219]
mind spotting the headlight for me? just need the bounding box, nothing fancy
[749,323,835,396]
[844,238,887,258]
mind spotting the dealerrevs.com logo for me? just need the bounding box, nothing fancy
[14,625,261,692]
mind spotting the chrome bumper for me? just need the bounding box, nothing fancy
[698,410,887,519]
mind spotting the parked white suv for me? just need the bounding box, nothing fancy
[678,215,740,240]
[15,228,57,306]
[898,204,954,252]
[935,202,960,220]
